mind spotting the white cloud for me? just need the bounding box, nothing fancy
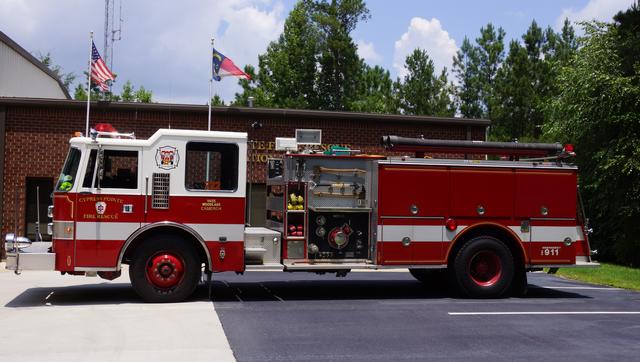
[556,0,635,28]
[0,0,39,36]
[393,17,458,79]
[357,39,382,64]
[0,0,286,104]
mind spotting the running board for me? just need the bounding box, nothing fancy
[283,262,447,271]
[529,260,600,269]
[245,264,285,271]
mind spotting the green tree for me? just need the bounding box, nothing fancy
[453,37,483,118]
[37,52,76,93]
[121,80,135,102]
[74,78,152,103]
[612,4,640,77]
[544,15,640,266]
[397,48,454,117]
[492,39,533,140]
[234,0,370,111]
[211,95,226,106]
[313,0,370,110]
[351,64,396,113]
[453,23,505,119]
[72,81,112,101]
[491,20,575,141]
[251,1,320,108]
[544,18,578,65]
[476,23,506,119]
[134,85,152,103]
[233,65,272,107]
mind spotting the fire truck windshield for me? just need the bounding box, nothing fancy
[55,147,81,192]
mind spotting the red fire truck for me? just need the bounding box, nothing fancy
[4,126,597,302]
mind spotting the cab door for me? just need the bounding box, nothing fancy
[74,147,144,268]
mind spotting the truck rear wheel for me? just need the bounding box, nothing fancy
[453,236,514,298]
[129,235,200,303]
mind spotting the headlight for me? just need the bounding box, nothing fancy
[5,233,32,250]
[47,205,54,218]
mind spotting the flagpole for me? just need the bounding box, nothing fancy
[205,38,214,183]
[208,37,214,131]
[85,31,93,137]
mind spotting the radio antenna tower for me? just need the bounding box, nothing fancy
[103,0,123,87]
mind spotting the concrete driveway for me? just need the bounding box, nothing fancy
[0,264,235,362]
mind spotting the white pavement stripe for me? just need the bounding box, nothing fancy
[448,311,640,316]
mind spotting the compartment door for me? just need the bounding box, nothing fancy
[529,220,577,265]
[378,217,413,265]
[377,165,448,264]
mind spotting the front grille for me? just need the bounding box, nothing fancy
[152,173,170,209]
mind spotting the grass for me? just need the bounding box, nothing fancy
[552,262,640,291]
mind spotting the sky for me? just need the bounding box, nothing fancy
[0,0,635,105]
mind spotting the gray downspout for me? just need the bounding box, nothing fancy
[0,106,6,260]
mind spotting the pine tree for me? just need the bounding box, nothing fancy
[351,63,396,113]
[234,0,370,111]
[453,37,482,118]
[397,49,454,117]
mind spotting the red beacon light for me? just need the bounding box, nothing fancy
[561,144,576,158]
[90,123,135,140]
[95,123,118,134]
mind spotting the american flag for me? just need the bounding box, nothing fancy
[90,41,114,91]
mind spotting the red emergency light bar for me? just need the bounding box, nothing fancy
[381,135,566,158]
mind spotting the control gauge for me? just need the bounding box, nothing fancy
[316,215,326,226]
[316,227,326,238]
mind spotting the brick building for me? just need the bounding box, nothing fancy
[0,97,489,257]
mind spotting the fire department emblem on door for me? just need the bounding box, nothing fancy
[156,146,180,170]
[95,201,107,215]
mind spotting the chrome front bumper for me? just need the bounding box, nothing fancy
[4,240,55,273]
[6,252,56,272]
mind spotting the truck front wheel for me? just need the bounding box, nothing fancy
[129,236,200,303]
[453,236,514,298]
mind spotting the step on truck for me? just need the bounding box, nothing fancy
[4,126,598,302]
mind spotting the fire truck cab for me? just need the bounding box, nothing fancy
[5,127,598,302]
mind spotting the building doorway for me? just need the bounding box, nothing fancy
[24,177,53,241]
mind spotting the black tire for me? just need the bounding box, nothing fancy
[409,268,448,289]
[510,267,529,297]
[129,235,201,303]
[453,236,514,298]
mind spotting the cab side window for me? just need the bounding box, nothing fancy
[82,150,98,188]
[95,150,139,189]
[185,142,238,191]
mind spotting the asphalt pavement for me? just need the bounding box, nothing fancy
[1,265,639,362]
[211,271,640,362]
